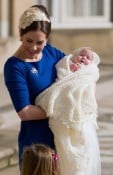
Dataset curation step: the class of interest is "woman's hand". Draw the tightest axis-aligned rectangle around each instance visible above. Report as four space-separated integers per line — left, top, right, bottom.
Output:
18 105 47 121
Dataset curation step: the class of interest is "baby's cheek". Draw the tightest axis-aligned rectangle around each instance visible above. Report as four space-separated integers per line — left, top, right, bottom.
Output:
72 56 81 63
85 59 92 65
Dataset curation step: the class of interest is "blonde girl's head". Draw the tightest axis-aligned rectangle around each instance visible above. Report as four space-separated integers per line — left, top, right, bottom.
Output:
21 144 58 175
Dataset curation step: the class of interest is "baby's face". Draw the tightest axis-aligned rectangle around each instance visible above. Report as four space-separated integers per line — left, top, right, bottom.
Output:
73 48 93 65
79 48 93 63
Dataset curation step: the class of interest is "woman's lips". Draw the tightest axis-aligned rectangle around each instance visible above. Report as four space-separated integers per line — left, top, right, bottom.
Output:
28 50 39 55
28 50 36 55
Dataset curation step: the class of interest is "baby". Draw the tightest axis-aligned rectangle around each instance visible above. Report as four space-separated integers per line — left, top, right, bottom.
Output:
55 47 97 81
70 47 93 72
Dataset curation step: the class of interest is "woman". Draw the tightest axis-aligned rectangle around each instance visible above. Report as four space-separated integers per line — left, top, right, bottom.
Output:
4 5 65 166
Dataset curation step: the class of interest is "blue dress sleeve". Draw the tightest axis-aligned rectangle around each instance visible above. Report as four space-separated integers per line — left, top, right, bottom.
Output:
4 59 30 112
44 44 66 63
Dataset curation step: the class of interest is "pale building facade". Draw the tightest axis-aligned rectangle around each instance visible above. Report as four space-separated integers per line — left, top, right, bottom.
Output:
0 0 113 74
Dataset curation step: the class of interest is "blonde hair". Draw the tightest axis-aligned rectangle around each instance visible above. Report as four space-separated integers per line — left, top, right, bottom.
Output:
21 144 58 175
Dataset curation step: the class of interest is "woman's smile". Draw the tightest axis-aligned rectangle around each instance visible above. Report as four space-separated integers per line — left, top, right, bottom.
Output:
28 49 38 55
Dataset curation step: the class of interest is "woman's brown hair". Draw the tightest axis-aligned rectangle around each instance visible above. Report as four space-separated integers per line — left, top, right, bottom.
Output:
19 5 51 38
21 144 58 175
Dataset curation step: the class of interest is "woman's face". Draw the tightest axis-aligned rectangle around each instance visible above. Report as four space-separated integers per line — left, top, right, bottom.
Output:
20 30 47 58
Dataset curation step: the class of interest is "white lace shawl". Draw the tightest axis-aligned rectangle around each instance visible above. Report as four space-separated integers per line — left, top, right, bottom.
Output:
35 53 100 127
35 52 100 174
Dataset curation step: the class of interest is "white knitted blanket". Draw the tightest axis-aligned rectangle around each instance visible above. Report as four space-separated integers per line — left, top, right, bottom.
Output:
35 59 99 125
35 54 100 175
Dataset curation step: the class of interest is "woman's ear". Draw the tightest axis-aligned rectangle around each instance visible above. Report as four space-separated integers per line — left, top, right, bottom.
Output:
44 39 48 46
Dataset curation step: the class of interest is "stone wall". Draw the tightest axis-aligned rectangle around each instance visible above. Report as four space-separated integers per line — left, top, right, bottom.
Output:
0 37 20 74
50 29 113 63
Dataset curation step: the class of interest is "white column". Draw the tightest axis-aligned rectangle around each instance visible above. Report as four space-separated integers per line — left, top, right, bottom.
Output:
0 0 9 38
35 0 48 7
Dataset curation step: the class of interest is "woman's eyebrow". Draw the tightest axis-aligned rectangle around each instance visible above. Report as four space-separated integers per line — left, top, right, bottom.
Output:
37 40 44 43
26 38 44 42
26 38 33 41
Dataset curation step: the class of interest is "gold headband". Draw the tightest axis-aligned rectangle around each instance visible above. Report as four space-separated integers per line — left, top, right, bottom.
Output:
19 7 50 29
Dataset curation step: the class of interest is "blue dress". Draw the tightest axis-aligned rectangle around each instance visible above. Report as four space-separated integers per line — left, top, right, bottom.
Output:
4 44 65 165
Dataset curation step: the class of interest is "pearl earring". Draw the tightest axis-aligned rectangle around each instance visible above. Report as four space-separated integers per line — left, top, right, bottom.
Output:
44 42 46 47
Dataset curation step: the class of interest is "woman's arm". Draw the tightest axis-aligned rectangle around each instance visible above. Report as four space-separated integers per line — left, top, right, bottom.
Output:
4 60 47 121
18 105 47 121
